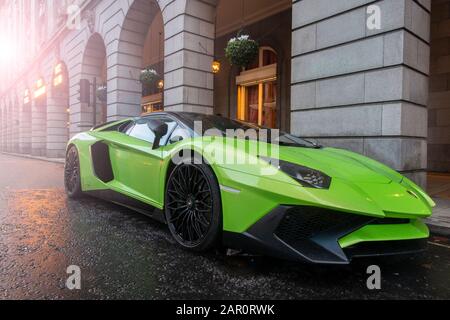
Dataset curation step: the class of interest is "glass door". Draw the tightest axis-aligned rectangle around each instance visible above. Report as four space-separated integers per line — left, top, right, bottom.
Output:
238 80 277 128
236 47 278 128
262 81 277 128
246 85 259 125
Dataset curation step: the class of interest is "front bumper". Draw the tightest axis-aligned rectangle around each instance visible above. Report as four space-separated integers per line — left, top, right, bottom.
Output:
223 206 429 264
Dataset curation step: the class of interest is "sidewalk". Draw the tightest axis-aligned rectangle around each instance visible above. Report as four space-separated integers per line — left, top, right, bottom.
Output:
426 173 450 235
0 152 64 164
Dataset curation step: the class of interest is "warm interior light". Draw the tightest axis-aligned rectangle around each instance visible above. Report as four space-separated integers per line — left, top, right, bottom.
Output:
54 63 62 74
158 79 164 89
53 63 64 87
34 87 46 98
212 60 221 74
54 74 63 87
34 78 46 98
23 89 30 104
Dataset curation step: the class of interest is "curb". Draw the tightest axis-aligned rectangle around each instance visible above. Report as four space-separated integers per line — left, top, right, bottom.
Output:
428 224 450 238
1 152 65 164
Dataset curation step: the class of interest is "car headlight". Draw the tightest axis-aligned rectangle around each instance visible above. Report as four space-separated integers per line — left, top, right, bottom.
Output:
260 157 331 189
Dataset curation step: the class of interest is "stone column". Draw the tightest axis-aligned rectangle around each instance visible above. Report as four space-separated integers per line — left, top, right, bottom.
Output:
105 46 143 121
47 89 69 158
6 102 13 153
162 0 215 114
31 96 47 156
0 102 5 152
19 100 32 154
11 98 20 153
291 0 431 187
67 35 96 137
69 79 95 137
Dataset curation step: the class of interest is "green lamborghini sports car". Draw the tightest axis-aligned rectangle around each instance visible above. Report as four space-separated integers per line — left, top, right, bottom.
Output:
64 112 435 264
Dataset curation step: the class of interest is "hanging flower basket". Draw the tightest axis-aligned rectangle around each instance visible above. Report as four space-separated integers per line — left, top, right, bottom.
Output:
140 68 159 86
225 34 259 69
96 85 107 102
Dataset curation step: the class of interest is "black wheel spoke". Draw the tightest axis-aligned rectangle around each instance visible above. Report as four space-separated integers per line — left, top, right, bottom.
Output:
65 148 80 194
195 211 210 228
171 208 189 225
196 199 211 209
172 178 186 197
191 219 203 239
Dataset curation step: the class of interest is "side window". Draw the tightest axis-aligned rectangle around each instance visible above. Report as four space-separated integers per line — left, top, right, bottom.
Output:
127 121 156 144
160 120 178 145
118 121 134 133
126 116 178 145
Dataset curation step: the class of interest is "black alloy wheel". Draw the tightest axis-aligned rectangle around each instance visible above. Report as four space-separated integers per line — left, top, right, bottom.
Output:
165 161 222 251
65 146 83 198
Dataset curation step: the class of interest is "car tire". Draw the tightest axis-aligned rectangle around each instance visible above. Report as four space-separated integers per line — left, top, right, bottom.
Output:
64 145 83 199
165 158 222 252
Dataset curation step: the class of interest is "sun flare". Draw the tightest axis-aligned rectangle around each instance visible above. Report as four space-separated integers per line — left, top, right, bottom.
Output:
0 34 17 66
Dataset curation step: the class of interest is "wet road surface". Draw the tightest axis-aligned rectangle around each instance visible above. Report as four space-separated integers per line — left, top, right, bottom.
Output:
0 153 449 300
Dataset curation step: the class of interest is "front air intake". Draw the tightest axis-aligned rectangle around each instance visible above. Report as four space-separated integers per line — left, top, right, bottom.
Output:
91 141 114 183
274 207 373 245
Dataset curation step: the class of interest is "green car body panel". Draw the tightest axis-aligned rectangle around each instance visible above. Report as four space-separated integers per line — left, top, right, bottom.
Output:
67 114 434 264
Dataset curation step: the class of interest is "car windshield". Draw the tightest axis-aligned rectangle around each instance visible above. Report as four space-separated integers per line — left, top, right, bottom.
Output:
178 113 320 148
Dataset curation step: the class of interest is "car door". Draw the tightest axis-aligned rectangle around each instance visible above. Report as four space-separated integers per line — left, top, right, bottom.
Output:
103 116 177 207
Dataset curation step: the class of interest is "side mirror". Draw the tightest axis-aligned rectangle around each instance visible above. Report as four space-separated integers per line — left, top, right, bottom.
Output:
169 135 184 144
147 119 168 149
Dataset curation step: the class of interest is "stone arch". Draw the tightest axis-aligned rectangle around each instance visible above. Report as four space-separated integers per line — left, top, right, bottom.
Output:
77 32 107 130
105 0 218 119
107 0 165 120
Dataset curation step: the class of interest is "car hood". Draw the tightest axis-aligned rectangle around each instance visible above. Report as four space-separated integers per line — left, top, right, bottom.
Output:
198 137 434 217
273 146 434 217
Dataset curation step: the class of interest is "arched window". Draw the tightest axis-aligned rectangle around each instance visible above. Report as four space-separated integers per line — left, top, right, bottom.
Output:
82 33 107 125
140 6 164 115
236 47 278 128
52 62 70 143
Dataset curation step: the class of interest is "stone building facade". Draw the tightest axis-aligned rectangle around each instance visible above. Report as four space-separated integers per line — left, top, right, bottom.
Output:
0 0 446 189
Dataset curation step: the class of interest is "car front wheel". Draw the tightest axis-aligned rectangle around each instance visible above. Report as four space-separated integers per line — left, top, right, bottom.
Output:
64 146 83 199
165 161 222 252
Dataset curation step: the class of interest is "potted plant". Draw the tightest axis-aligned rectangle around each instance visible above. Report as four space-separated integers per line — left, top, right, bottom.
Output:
96 84 107 102
225 34 259 70
140 68 159 86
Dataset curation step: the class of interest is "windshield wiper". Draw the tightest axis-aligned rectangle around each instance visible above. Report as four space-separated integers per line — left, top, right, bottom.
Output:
278 141 319 148
303 139 322 149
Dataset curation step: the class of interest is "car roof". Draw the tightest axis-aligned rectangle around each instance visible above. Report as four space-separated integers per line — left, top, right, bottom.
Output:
140 111 266 131
141 111 216 127
141 111 206 120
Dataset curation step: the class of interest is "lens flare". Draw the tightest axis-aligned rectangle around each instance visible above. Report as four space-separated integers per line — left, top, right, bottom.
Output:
0 34 17 66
